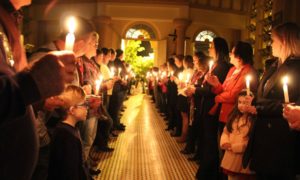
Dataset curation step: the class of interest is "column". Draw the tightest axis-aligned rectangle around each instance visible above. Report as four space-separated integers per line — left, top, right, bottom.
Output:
173 18 190 55
92 16 112 48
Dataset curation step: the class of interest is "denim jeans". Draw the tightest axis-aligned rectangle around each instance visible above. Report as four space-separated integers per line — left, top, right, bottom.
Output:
80 116 98 161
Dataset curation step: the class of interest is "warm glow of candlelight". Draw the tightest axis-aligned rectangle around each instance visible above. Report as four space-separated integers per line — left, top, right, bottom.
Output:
186 73 190 84
95 75 103 95
246 75 251 95
178 73 183 81
65 16 76 51
209 60 214 73
282 76 289 103
110 67 115 77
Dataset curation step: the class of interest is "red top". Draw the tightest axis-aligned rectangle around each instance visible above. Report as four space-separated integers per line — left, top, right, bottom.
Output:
209 64 257 123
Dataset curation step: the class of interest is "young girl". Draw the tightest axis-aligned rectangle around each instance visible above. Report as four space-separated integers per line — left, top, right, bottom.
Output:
48 85 89 180
220 90 256 180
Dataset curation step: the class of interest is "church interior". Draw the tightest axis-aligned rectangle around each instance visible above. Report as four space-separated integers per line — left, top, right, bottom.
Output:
2 0 300 180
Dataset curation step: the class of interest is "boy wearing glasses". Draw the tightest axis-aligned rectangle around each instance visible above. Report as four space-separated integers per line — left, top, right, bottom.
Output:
48 85 89 180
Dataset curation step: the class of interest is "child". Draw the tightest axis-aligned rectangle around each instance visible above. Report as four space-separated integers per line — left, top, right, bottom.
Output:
220 90 256 180
48 85 89 180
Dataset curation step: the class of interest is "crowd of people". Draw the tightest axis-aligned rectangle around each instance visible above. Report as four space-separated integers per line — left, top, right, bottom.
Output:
1 1 134 180
147 24 300 179
2 1 300 180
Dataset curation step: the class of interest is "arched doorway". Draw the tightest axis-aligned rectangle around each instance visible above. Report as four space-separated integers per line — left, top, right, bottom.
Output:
122 23 161 77
194 30 217 54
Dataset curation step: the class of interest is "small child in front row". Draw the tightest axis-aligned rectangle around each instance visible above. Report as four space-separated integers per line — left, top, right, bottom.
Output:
48 85 89 180
220 90 256 180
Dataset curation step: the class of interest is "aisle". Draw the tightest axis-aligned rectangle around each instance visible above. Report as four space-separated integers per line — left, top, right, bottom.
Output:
91 94 198 180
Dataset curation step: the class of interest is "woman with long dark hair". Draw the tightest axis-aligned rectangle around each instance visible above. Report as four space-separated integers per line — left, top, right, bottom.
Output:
186 37 231 179
246 22 300 179
205 41 258 179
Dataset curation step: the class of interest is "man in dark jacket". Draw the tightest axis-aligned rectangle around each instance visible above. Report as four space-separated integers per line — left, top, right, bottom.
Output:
0 1 76 179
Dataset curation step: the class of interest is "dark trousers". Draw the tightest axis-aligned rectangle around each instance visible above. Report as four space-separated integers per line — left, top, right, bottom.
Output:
31 145 50 180
196 114 219 180
94 118 113 148
185 116 200 152
108 91 122 128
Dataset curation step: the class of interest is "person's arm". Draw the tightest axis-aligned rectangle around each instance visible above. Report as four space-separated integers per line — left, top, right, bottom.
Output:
0 69 41 122
220 127 231 150
1 52 76 124
230 125 251 153
220 127 230 147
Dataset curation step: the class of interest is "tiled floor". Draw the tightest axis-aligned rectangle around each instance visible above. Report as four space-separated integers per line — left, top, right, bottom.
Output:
91 94 198 180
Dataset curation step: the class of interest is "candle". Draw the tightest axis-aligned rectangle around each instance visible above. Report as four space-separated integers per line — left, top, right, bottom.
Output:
171 71 174 76
65 16 76 51
245 75 251 96
95 75 103 95
178 73 183 82
125 75 128 81
209 60 214 73
282 76 290 103
186 73 190 85
110 67 115 77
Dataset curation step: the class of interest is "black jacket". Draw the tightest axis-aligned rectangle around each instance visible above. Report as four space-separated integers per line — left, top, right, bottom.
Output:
48 122 87 180
0 5 40 180
195 60 231 118
250 57 300 176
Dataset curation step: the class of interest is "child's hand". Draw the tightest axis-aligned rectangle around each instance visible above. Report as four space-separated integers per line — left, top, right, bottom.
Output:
245 105 257 115
244 95 254 106
221 143 232 151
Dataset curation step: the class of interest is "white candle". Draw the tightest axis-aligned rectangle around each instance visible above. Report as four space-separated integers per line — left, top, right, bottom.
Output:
245 75 251 96
209 60 214 73
178 73 183 82
125 75 128 81
171 71 174 76
65 16 76 51
110 67 115 77
95 75 103 95
186 73 190 85
282 76 290 103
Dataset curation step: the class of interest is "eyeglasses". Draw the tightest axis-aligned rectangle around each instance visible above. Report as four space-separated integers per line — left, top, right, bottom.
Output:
75 103 88 108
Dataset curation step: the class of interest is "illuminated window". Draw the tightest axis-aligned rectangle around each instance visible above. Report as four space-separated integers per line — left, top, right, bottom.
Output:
125 24 156 39
195 30 217 42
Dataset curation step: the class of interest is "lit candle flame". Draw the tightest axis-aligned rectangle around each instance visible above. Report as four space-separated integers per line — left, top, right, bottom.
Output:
245 75 251 96
178 73 183 81
186 73 190 84
282 76 289 103
110 67 115 77
65 16 76 51
95 75 103 95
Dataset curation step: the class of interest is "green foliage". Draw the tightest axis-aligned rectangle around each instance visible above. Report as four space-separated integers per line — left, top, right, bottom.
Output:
124 40 154 77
